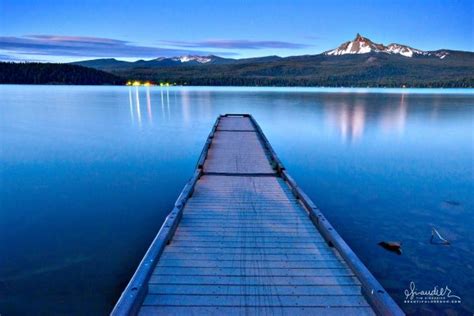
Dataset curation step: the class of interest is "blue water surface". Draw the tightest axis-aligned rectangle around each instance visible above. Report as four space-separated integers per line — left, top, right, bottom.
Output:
0 85 473 315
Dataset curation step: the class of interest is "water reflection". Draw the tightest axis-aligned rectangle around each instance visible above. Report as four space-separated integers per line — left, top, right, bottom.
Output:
158 87 172 119
323 94 409 143
146 86 153 122
325 102 366 142
128 87 134 123
128 86 160 125
127 87 413 138
181 89 191 125
166 87 170 118
160 88 165 118
125 88 452 146
135 86 141 126
380 93 407 135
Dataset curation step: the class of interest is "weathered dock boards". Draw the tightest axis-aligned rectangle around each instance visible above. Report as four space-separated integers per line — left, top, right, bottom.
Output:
112 114 403 316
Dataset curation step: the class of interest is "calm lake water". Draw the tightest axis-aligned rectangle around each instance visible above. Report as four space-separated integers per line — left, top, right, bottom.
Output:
1 85 473 315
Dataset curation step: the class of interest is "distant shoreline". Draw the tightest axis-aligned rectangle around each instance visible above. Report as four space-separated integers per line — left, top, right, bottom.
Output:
2 81 473 89
2 84 473 94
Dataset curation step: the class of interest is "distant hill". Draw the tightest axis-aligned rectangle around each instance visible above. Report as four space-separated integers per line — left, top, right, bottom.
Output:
71 55 236 71
0 62 124 85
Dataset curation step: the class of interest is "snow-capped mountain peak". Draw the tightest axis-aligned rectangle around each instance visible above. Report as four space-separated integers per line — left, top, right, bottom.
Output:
325 34 449 59
325 33 385 56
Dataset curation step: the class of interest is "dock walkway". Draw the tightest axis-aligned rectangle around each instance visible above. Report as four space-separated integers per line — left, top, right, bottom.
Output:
112 114 403 316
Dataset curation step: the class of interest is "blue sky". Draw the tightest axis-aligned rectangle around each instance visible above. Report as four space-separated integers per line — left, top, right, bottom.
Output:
0 0 472 62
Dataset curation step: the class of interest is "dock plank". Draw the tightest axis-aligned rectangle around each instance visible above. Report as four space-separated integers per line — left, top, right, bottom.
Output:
142 294 370 307
148 275 361 286
139 306 376 316
216 116 255 131
159 253 340 261
152 267 354 278
203 132 275 174
156 260 347 269
147 284 363 296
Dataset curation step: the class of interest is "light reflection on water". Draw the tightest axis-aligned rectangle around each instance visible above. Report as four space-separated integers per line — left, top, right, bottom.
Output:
127 87 425 143
0 85 473 315
146 87 152 123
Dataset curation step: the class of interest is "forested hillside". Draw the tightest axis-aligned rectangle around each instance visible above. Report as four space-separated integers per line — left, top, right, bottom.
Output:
0 62 124 85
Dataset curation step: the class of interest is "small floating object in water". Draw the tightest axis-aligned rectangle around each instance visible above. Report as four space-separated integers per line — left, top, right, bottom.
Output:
378 241 402 255
431 227 450 245
444 200 461 206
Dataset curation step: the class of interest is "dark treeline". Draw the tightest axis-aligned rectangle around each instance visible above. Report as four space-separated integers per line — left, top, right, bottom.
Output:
124 75 474 88
0 62 124 85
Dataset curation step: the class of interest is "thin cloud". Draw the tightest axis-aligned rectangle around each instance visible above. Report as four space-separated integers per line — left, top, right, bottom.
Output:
304 35 323 41
161 39 311 49
0 35 231 59
28 35 128 45
0 53 25 61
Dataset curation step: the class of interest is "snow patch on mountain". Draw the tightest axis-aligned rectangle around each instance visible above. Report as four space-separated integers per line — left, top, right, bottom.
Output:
171 55 213 63
386 44 416 57
154 55 214 63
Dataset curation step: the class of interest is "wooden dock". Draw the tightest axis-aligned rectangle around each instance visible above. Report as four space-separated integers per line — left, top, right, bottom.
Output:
112 114 403 316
